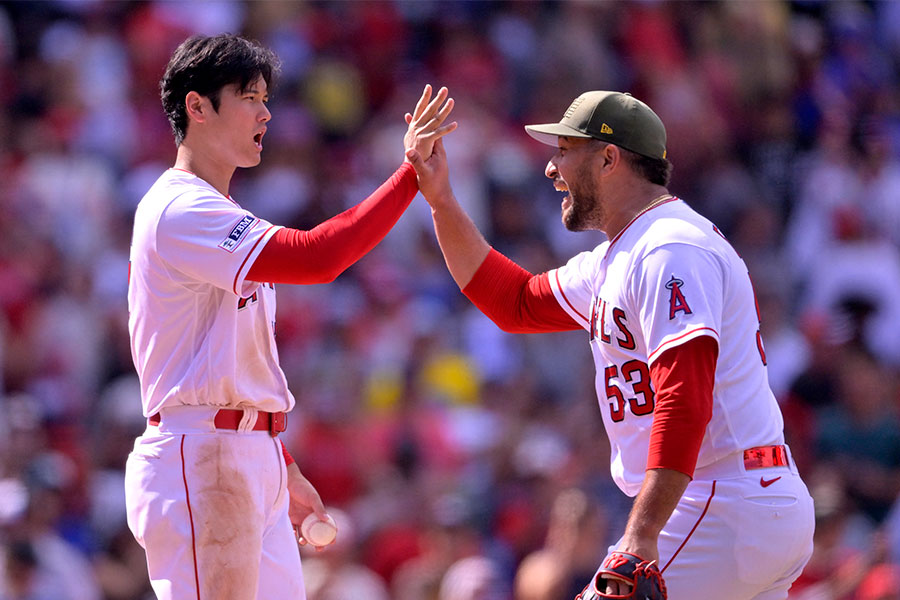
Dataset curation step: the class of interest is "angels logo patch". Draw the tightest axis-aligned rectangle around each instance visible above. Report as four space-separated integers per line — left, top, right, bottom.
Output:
665 275 692 319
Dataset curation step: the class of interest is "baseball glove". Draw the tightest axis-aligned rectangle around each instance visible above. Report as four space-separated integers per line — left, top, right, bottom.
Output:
575 551 667 600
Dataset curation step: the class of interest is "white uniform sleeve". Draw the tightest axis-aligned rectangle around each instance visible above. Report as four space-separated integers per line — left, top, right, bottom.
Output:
157 194 281 296
548 247 601 331
631 243 724 364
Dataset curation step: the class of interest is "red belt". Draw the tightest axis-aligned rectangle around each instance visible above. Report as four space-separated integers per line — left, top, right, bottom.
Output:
149 409 287 436
743 445 789 470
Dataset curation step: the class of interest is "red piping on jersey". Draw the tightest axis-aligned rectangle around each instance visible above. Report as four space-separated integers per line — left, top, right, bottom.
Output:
181 436 201 599
608 197 679 249
661 480 716 574
554 269 589 324
648 327 718 362
233 225 276 295
170 167 196 175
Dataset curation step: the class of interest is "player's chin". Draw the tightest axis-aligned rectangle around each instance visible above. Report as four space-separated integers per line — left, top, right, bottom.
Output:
240 153 263 168
563 211 588 232
561 206 577 229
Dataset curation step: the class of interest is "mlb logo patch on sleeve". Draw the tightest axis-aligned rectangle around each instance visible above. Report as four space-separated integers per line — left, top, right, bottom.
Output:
219 215 257 252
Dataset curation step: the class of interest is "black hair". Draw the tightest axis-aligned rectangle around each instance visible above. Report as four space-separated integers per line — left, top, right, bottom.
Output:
160 34 281 145
620 147 673 186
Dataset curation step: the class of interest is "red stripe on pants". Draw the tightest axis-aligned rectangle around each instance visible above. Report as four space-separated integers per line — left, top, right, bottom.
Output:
662 480 717 574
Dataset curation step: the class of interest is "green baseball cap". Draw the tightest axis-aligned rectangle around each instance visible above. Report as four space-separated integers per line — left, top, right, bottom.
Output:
525 91 667 160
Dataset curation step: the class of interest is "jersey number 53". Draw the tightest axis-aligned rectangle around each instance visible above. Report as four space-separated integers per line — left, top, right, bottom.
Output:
604 360 654 422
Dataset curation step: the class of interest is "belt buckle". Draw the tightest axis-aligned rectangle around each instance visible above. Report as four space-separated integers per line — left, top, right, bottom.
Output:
269 412 286 436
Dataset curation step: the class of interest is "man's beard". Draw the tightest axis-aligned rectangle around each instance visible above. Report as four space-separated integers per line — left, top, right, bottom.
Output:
562 163 603 232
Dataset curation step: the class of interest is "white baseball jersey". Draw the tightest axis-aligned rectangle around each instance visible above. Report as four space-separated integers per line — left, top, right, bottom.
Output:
548 198 784 496
128 168 291 417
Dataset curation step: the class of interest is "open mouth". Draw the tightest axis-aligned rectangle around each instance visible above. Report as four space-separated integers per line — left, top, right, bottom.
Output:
554 180 571 206
253 130 265 150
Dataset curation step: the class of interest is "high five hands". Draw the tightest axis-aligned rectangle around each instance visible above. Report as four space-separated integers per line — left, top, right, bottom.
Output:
404 84 457 163
404 85 456 203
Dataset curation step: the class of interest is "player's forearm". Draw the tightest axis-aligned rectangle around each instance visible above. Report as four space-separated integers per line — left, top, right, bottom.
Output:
310 162 419 277
620 468 690 561
462 249 581 333
429 192 491 289
247 163 417 284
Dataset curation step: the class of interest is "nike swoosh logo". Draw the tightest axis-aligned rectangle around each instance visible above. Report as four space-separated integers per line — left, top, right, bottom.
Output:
760 476 782 487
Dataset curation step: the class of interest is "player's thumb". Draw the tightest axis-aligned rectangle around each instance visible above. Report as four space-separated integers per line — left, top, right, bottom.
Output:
307 495 328 520
405 148 423 168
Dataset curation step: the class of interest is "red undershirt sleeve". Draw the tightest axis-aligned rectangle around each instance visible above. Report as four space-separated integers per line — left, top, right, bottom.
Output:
646 335 717 477
247 163 417 285
281 439 295 466
461 248 581 333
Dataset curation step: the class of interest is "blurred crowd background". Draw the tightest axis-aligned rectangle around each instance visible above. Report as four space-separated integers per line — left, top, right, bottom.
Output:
0 1 899 599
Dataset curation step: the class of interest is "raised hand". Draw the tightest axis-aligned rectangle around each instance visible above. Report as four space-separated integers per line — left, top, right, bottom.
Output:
405 137 453 207
404 84 457 163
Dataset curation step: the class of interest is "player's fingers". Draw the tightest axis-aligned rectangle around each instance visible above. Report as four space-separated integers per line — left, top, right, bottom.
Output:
306 493 327 519
412 84 432 121
294 526 308 546
423 121 458 141
602 579 631 595
435 96 455 123
417 97 455 133
405 112 413 125
423 137 449 162
416 124 458 149
601 578 614 594
417 86 449 123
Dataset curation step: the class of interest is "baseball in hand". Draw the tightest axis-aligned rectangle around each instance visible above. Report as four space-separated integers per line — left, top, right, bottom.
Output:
300 513 337 547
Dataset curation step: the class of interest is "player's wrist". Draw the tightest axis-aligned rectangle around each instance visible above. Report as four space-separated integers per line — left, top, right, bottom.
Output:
618 532 660 561
423 188 456 210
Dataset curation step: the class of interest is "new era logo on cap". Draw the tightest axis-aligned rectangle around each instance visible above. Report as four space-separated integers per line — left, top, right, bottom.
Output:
524 91 667 160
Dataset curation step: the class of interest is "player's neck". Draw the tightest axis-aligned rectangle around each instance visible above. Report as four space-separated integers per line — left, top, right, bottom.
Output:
602 183 670 239
174 143 235 198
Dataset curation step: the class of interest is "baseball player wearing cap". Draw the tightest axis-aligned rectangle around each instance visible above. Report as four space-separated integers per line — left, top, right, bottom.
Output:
125 34 455 600
405 91 814 599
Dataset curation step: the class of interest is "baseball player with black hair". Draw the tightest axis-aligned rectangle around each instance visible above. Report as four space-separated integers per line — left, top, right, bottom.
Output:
125 34 455 600
405 91 815 599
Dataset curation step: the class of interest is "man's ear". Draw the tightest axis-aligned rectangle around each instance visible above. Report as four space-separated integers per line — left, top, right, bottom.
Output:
596 142 621 177
185 91 208 124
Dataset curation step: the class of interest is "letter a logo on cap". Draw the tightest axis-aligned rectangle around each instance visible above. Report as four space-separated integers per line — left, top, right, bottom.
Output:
600 123 613 134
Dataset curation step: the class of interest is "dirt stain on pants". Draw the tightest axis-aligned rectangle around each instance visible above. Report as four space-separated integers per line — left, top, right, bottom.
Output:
190 436 263 600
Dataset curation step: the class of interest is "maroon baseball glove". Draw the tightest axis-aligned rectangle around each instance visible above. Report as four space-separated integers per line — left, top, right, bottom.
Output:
575 551 667 600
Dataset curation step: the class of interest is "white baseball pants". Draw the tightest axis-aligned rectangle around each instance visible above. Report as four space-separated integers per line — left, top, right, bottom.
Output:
125 406 305 600
609 448 815 600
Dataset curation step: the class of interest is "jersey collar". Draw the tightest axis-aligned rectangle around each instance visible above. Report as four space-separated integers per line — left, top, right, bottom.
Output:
167 168 238 204
607 197 679 249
